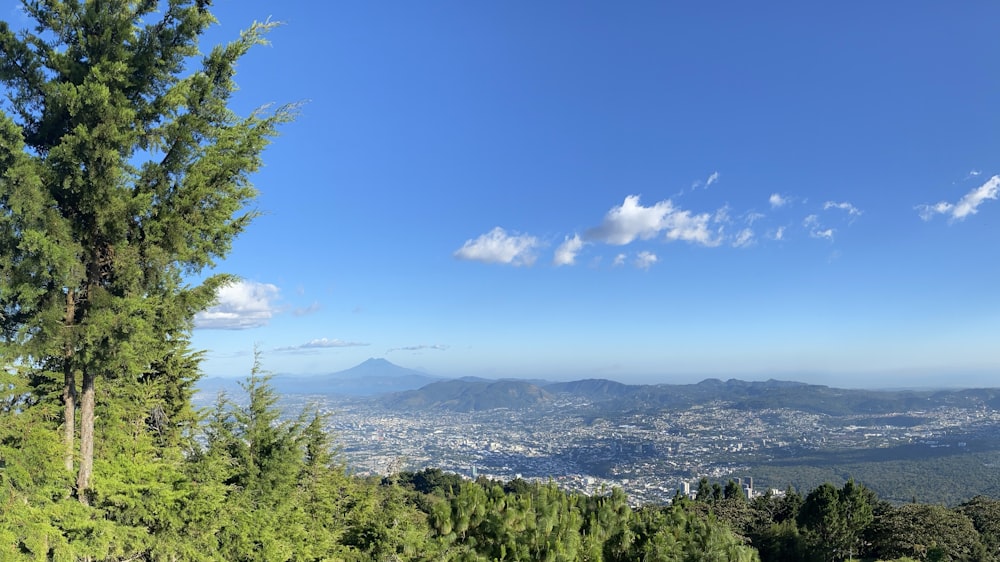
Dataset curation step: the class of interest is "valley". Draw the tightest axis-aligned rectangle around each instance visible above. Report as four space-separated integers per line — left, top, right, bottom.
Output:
199 360 1000 506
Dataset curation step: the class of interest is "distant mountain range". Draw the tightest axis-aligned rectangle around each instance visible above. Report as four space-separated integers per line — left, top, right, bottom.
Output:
383 378 552 411
197 358 1000 416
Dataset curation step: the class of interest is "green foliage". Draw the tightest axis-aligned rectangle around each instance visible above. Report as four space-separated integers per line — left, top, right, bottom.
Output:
796 480 874 562
956 496 1000 560
397 467 466 496
396 476 759 562
753 519 807 562
870 503 986 562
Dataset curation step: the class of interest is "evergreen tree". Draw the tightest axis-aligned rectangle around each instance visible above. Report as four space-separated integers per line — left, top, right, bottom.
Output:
697 476 712 502
207 353 311 561
797 482 847 562
838 479 874 560
786 480 875 562
724 479 744 500
0 0 292 500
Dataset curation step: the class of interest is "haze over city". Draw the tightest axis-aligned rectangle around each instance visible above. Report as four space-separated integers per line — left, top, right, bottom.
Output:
174 1 1000 388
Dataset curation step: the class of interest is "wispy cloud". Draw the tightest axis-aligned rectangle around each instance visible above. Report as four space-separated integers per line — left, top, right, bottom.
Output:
386 344 449 354
585 195 719 247
613 253 626 267
917 175 1000 222
292 301 321 316
732 228 755 248
454 227 539 266
275 338 370 352
803 215 834 240
823 201 862 216
769 193 787 208
915 202 952 221
771 226 786 241
690 171 719 190
553 234 585 266
634 251 658 270
195 280 280 330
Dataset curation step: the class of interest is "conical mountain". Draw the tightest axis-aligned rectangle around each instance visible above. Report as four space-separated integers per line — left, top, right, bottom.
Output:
274 358 440 396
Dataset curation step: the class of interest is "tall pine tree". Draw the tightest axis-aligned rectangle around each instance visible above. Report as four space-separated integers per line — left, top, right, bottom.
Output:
0 0 292 501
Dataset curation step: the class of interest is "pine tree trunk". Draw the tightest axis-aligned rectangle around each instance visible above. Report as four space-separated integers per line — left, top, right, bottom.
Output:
62 368 75 473
76 369 95 503
62 289 76 474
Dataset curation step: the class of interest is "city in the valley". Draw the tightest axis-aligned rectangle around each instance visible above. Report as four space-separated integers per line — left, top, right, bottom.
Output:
198 363 1000 506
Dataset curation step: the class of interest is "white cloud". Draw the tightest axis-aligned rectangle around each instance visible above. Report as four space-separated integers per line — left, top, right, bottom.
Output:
917 175 1000 222
713 205 731 224
969 170 982 178
803 215 834 240
665 211 718 245
634 251 658 270
553 234 585 266
387 344 449 354
916 201 954 221
744 211 765 225
454 227 539 266
195 280 280 330
772 226 785 241
613 253 626 267
732 228 755 248
586 195 719 247
769 193 787 208
823 201 862 216
690 171 720 191
303 338 367 348
275 338 370 352
586 196 671 244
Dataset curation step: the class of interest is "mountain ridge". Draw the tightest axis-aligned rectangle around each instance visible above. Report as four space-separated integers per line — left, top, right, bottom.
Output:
196 359 1000 416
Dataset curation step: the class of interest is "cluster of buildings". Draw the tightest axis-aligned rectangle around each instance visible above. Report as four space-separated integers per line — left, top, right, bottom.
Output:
253 391 1000 505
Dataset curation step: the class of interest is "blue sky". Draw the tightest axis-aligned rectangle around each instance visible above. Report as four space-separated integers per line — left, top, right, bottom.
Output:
178 1 1000 388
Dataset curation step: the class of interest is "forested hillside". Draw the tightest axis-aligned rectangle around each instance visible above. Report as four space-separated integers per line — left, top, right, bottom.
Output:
7 354 1000 561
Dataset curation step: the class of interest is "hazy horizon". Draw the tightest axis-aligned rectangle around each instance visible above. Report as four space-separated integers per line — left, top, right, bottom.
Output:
201 356 998 391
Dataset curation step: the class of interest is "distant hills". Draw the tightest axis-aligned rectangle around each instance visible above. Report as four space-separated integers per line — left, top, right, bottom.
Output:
197 359 1000 416
383 379 552 411
543 377 1000 416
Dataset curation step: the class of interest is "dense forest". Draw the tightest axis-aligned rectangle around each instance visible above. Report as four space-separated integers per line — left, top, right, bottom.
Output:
4 356 1000 561
1 2 998 560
